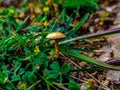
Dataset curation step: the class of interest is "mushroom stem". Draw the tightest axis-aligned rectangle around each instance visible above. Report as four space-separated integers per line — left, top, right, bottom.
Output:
46 32 66 59
55 39 59 59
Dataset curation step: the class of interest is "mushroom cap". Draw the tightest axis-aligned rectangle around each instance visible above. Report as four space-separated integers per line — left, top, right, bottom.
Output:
46 32 66 39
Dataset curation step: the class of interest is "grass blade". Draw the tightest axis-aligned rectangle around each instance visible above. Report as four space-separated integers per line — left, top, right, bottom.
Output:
61 50 120 71
60 27 120 44
60 46 93 52
16 16 29 32
66 13 89 37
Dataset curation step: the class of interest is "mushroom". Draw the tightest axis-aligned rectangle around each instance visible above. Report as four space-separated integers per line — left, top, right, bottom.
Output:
46 32 66 59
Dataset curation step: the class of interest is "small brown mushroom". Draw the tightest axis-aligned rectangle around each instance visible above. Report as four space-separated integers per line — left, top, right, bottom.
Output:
46 32 66 59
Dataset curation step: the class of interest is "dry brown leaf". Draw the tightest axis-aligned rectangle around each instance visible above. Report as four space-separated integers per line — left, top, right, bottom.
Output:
106 69 120 84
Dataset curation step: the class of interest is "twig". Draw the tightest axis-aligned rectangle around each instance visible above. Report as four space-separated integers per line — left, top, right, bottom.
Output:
47 84 51 90
71 75 110 90
60 53 110 90
60 53 80 68
53 82 68 90
27 79 41 90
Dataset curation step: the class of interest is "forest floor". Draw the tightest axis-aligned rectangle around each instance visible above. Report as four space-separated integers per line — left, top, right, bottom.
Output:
1 0 120 90
78 0 120 90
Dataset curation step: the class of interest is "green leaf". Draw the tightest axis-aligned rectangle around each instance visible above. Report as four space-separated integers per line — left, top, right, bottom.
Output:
5 82 15 90
66 13 89 37
0 19 4 24
49 70 59 79
61 50 120 70
44 69 59 79
60 46 93 52
63 0 99 10
50 61 60 71
18 68 25 75
17 82 27 90
27 72 37 83
61 64 71 74
11 75 20 82
68 81 80 90
2 65 7 70
0 36 12 44
0 73 7 84
22 72 37 84
0 39 5 44
12 31 26 45
22 73 29 82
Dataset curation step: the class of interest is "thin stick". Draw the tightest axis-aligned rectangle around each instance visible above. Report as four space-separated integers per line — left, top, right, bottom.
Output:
53 82 68 90
27 80 41 90
60 53 110 89
47 84 51 90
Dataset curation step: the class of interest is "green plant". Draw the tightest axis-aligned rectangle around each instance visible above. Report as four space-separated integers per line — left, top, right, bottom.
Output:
44 61 70 81
54 0 99 13
62 0 99 11
0 1 120 90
